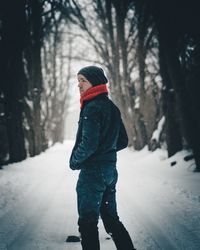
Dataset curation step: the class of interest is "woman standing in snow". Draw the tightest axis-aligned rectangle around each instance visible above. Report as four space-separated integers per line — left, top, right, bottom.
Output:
69 66 136 250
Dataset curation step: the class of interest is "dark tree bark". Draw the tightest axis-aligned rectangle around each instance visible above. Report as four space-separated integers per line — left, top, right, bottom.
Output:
154 0 200 169
183 37 200 171
159 37 182 157
1 0 27 162
24 0 46 156
135 0 200 170
0 0 72 164
134 2 151 148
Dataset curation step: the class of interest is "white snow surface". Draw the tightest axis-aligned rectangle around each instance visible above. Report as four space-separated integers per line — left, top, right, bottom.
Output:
0 141 200 250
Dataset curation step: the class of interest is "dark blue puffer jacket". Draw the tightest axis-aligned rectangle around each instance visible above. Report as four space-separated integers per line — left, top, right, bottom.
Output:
69 93 128 170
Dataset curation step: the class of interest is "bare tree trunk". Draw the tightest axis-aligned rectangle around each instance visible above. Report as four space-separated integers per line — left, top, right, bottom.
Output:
184 39 200 171
159 35 182 157
110 0 137 147
1 0 27 162
25 0 45 156
166 41 200 169
41 21 71 145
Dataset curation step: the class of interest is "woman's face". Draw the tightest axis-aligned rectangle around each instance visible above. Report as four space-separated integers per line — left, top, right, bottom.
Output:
77 74 93 95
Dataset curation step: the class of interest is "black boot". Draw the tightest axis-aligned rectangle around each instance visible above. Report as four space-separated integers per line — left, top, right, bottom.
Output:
79 222 100 250
109 221 136 250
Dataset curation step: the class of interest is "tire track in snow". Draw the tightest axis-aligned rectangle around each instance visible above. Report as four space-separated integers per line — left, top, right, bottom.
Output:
118 172 200 250
0 175 50 249
118 196 176 250
138 174 200 250
124 196 200 250
6 174 78 250
0 172 66 249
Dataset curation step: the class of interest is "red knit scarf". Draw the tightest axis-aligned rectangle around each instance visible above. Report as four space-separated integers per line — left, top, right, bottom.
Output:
80 84 108 109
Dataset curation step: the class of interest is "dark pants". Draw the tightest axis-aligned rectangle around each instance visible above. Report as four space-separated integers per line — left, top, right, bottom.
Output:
76 165 135 250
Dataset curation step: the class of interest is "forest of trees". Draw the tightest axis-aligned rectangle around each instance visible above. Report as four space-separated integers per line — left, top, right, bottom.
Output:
0 0 200 172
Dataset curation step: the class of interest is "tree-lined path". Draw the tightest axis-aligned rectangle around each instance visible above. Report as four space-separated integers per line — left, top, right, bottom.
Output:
1 1 200 249
1 0 200 171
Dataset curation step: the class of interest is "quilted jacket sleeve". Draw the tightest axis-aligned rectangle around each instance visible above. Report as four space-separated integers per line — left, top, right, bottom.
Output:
116 118 128 151
69 105 101 170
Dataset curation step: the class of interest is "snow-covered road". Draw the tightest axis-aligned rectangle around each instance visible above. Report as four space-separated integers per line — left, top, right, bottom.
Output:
0 141 200 250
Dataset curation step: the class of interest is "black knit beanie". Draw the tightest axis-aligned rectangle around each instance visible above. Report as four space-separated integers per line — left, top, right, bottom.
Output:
77 66 108 86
